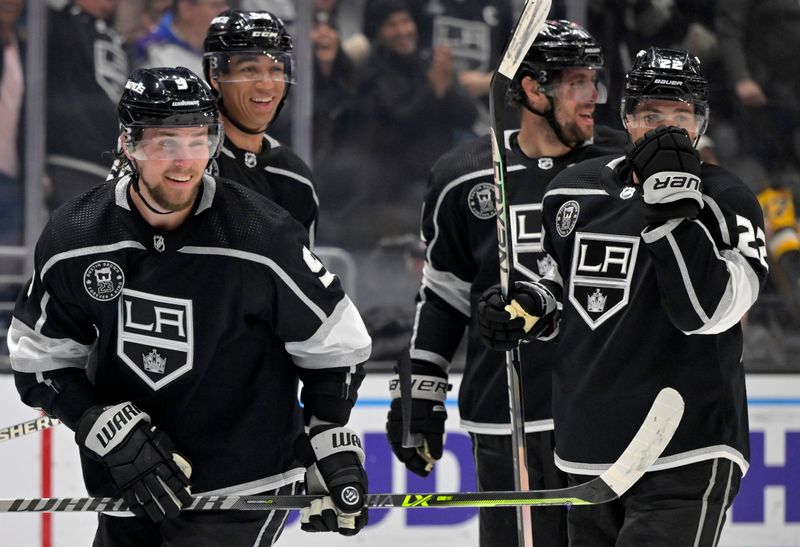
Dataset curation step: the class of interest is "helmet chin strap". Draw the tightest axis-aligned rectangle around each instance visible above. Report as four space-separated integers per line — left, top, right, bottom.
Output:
127 159 174 216
521 95 583 150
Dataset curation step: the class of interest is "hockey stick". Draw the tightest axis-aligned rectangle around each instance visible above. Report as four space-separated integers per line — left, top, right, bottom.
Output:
0 387 684 513
0 416 60 443
489 1 551 545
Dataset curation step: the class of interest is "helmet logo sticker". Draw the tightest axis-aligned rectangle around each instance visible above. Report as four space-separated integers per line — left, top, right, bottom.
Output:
124 80 145 94
538 157 554 170
154 235 165 253
84 260 125 301
468 182 497 219
555 200 580 237
244 152 257 168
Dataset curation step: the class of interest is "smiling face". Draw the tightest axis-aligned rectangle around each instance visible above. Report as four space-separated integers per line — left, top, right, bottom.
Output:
125 126 212 213
550 67 601 145
211 53 289 133
377 11 417 56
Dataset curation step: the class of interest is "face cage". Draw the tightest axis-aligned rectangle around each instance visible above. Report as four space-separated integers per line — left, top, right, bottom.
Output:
205 50 296 85
620 96 709 139
538 67 608 105
123 122 224 162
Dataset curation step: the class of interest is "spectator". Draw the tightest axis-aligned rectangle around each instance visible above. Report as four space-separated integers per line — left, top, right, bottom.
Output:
132 0 229 75
407 0 514 133
345 0 477 248
0 0 24 245
44 0 128 211
716 0 800 178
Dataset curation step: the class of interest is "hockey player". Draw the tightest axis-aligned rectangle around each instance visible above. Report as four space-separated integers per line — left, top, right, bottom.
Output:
7 67 370 546
202 9 319 244
478 47 768 546
385 21 624 547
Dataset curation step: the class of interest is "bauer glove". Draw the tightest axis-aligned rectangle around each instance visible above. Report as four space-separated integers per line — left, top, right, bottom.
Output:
299 423 368 535
478 281 557 351
76 402 192 523
386 362 449 477
630 125 703 224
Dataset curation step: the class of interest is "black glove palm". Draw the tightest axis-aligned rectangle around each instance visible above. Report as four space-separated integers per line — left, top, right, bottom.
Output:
478 282 555 351
76 402 192 523
630 125 703 224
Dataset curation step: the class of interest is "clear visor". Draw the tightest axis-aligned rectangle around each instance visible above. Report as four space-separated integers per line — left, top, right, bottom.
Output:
125 123 224 161
206 50 296 84
622 97 709 136
541 68 608 104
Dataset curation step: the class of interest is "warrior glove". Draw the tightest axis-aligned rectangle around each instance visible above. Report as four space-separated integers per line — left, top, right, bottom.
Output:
300 424 368 535
478 281 557 351
76 402 192 523
630 125 703 224
386 364 449 477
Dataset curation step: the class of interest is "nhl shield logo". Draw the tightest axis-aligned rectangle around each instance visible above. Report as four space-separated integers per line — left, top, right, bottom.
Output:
468 182 497 219
620 186 636 200
84 260 125 301
117 288 193 390
569 233 639 330
153 235 165 253
244 152 257 168
538 157 554 170
555 200 580 237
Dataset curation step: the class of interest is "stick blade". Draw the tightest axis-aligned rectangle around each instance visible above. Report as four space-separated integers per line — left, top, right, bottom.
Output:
599 387 685 496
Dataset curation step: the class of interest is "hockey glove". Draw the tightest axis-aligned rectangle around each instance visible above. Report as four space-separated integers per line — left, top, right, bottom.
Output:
630 125 703 224
386 364 449 477
300 424 368 535
478 281 557 351
76 402 192 523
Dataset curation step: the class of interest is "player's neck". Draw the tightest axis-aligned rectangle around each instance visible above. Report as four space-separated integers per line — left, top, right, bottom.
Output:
222 114 265 154
517 116 571 159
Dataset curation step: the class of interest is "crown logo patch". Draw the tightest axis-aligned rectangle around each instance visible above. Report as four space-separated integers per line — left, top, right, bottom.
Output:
587 288 608 313
142 349 167 374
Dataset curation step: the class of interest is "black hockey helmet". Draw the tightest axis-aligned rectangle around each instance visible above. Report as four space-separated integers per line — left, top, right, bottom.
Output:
621 47 709 136
202 9 294 133
509 19 605 104
118 66 222 161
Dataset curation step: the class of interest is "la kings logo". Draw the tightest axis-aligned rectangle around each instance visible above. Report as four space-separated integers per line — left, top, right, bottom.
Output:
569 233 639 330
117 288 194 390
509 203 547 281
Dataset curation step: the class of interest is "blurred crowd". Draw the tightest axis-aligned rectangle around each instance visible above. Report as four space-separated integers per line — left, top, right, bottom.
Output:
1 0 799 369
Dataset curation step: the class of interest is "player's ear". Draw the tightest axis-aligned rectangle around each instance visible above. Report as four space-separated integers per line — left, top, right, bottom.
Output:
521 75 547 109
119 134 134 162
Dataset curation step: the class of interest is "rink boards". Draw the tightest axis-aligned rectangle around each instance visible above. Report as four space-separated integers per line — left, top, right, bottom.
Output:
0 373 797 546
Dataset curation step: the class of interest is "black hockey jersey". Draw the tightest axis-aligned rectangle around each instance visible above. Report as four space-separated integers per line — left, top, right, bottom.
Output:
209 134 319 245
412 129 624 433
46 5 127 171
538 156 768 475
8 175 370 496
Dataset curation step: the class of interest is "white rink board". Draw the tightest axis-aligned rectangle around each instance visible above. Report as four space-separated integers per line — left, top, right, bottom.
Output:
0 374 798 546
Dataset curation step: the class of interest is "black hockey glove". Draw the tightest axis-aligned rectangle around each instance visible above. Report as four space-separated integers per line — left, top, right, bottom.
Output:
299 424 368 535
76 402 192 523
386 364 450 477
478 281 557 351
629 125 703 224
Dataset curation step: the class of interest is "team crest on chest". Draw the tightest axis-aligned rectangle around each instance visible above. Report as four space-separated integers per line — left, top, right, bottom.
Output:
244 152 257 168
468 182 497 219
538 157 554 170
117 288 194 390
84 260 125 301
510 203 544 281
555 200 580 237
569 233 639 330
